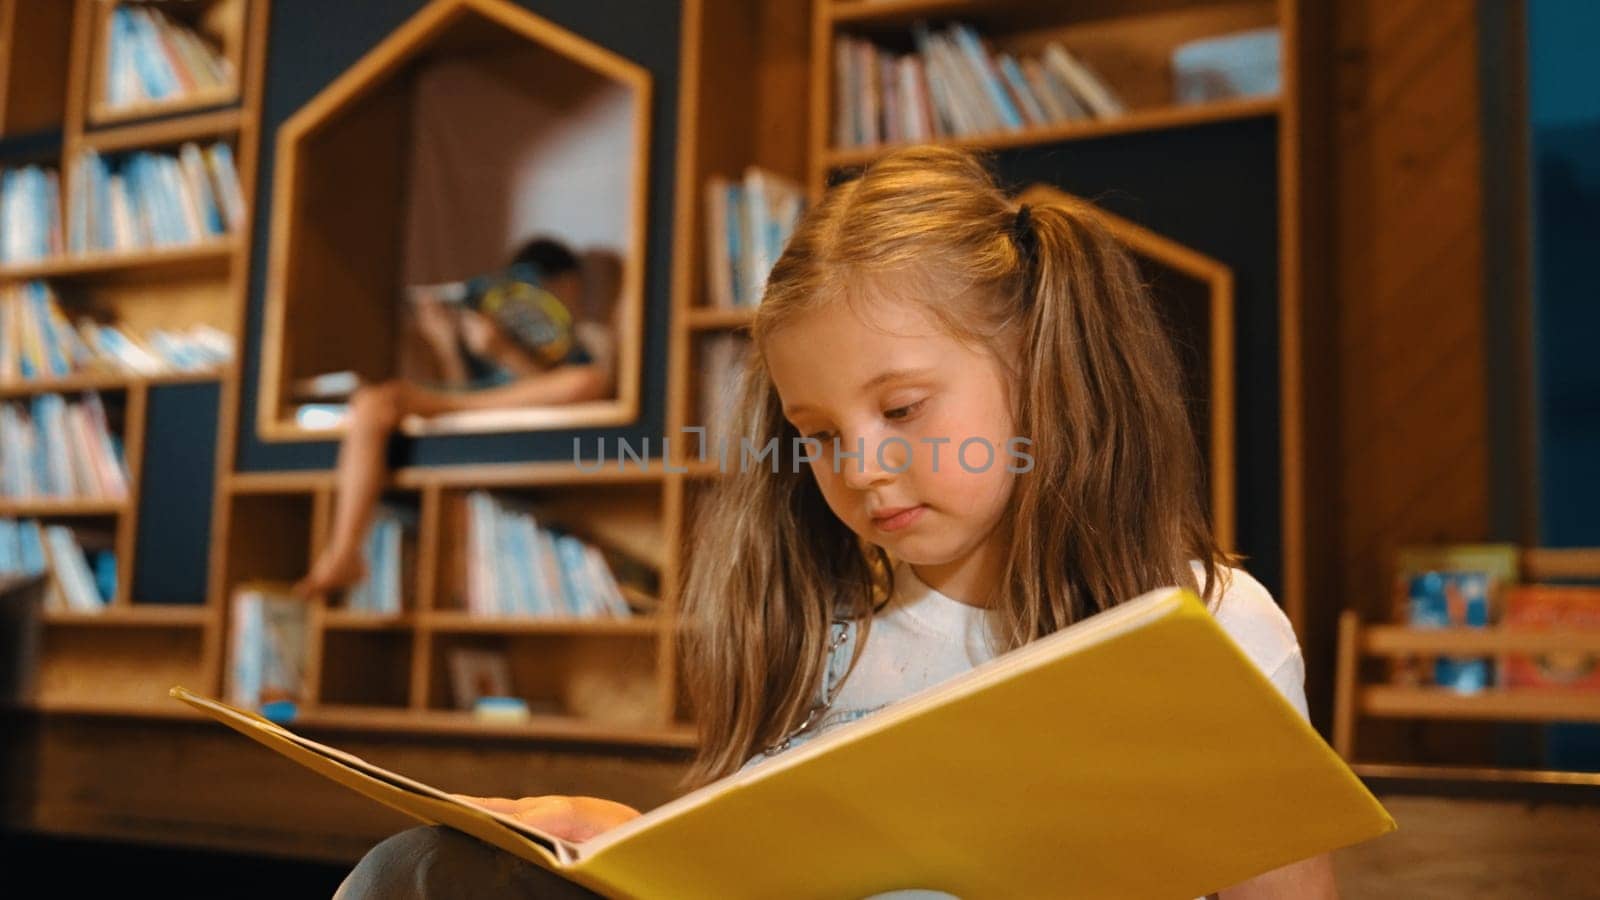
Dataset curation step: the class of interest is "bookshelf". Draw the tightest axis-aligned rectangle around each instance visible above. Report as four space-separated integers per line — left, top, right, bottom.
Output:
209 464 689 744
1333 547 1600 787
0 0 262 717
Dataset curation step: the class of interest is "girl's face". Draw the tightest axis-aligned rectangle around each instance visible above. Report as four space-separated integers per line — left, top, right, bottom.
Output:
764 295 1021 606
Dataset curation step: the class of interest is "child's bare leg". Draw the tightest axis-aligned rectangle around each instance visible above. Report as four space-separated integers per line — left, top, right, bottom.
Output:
295 380 465 597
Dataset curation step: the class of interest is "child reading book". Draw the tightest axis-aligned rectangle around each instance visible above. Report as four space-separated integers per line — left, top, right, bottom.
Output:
335 148 1336 898
295 237 616 598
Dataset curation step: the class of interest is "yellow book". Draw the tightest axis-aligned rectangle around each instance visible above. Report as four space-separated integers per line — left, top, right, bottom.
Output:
170 586 1394 899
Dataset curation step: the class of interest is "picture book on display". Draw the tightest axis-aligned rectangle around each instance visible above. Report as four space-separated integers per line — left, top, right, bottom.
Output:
173 585 1394 899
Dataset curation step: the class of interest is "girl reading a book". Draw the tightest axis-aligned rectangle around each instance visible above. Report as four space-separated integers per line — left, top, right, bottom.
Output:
295 237 617 598
336 148 1336 899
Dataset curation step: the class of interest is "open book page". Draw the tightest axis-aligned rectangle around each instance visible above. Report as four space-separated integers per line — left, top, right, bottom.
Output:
578 585 1186 859
168 687 585 866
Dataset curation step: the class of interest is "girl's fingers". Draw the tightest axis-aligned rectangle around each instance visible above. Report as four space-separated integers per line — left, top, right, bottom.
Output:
452 794 520 815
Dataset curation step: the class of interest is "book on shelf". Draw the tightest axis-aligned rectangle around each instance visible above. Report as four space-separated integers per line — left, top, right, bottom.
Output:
0 391 129 501
0 280 233 381
462 490 637 620
835 22 1124 149
228 583 310 719
171 584 1393 897
0 518 113 612
68 141 243 255
1500 585 1600 691
290 369 360 402
103 3 236 111
1390 543 1519 692
703 167 805 309
1172 27 1283 105
343 503 413 615
0 165 65 265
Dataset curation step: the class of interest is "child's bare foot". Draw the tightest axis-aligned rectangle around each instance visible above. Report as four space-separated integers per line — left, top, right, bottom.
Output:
293 547 367 598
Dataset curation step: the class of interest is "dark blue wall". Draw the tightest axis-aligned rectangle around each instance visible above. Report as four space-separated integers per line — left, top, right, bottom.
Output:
1526 0 1600 770
1529 0 1600 548
988 118 1282 598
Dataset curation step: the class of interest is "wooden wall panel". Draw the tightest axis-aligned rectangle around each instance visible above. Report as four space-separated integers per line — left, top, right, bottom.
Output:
1330 0 1491 626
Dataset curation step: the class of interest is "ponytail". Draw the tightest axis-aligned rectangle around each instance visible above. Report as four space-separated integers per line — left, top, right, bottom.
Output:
1004 195 1227 631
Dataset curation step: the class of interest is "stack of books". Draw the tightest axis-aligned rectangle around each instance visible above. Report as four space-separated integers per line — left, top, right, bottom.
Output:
103 3 235 110
0 280 233 381
0 165 64 265
68 142 245 254
0 517 115 612
703 166 805 308
462 490 636 619
0 391 129 501
835 22 1125 148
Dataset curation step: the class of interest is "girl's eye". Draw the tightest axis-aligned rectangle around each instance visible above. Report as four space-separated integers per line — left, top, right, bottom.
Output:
885 400 924 421
807 430 834 443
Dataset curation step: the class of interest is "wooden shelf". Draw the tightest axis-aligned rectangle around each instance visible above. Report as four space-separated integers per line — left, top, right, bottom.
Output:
1363 624 1600 655
1361 686 1600 725
0 497 124 517
425 611 660 636
43 604 209 627
826 0 1260 31
79 106 243 153
823 95 1280 169
1351 762 1600 789
0 238 237 283
88 86 239 128
18 697 698 749
226 469 334 494
687 305 756 331
22 695 206 720
295 704 698 749
0 368 224 399
829 0 1028 26
322 609 414 631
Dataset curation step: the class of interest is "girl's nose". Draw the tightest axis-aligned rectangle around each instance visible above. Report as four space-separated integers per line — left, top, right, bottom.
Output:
837 430 909 490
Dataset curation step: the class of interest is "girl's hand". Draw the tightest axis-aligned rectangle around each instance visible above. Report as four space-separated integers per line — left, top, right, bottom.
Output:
452 794 642 842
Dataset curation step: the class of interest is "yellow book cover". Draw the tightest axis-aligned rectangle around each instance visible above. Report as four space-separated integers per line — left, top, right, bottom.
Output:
170 586 1395 899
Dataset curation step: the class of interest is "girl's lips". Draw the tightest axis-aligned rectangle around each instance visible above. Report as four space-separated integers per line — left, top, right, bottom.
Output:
872 505 926 532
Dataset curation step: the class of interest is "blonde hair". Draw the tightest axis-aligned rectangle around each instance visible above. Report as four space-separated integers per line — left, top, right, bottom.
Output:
677 146 1234 786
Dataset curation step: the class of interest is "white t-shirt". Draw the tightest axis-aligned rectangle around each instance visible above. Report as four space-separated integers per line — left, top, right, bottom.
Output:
816 557 1309 743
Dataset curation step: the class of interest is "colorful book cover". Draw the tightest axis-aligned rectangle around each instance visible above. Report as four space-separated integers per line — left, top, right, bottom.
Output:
1406 571 1492 692
1500 585 1600 690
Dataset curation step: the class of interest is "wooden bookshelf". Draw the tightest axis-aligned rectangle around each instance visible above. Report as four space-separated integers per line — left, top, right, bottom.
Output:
1333 548 1600 785
0 0 265 717
209 460 673 741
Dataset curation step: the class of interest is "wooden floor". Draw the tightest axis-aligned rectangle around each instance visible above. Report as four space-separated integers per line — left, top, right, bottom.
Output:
1336 794 1600 899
